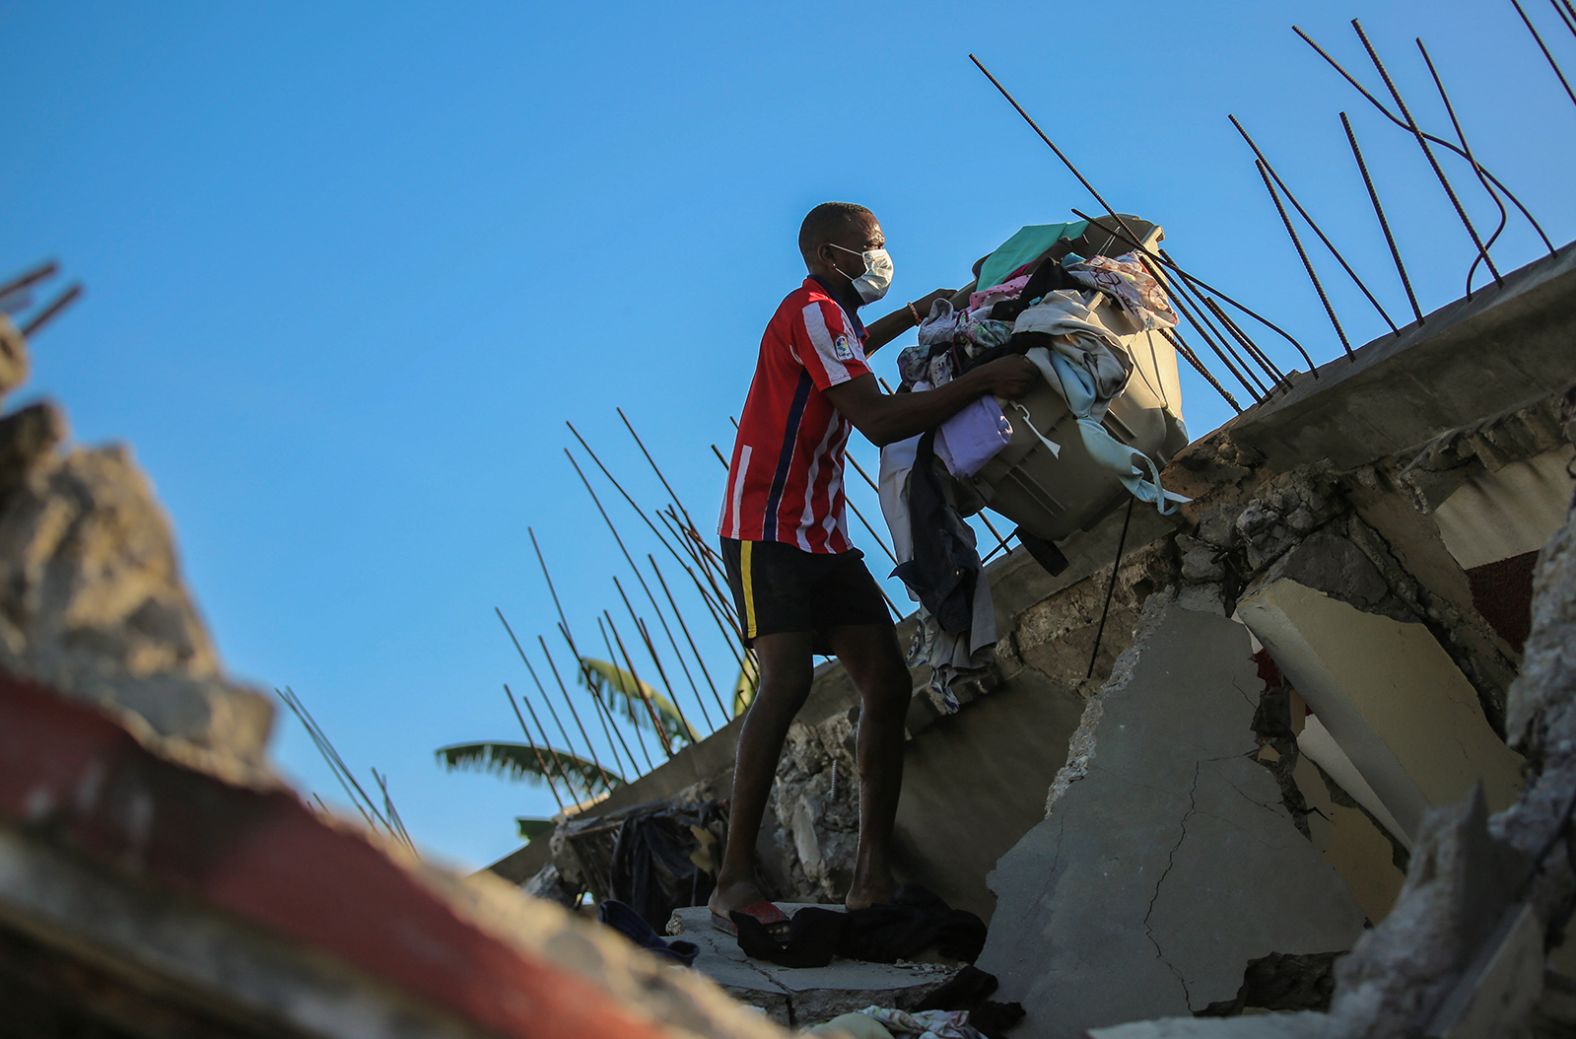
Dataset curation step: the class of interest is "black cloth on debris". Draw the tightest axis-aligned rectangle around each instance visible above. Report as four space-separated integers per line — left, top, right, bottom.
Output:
597 899 700 967
916 965 1026 1039
893 433 982 636
732 885 987 969
609 802 722 931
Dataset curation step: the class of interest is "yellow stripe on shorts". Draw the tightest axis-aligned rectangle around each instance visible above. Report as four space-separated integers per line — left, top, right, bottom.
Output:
740 540 758 638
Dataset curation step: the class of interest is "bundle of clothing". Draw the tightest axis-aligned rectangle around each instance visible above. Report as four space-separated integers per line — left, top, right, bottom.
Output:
879 222 1185 710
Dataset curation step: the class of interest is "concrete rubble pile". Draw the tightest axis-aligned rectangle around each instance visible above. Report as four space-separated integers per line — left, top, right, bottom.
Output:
513 245 1576 1037
0 314 794 1039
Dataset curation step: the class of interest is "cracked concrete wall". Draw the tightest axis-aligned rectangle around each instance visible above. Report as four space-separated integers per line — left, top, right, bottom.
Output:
976 593 1365 1037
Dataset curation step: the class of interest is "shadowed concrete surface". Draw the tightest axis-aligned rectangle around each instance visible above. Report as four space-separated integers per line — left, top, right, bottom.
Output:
977 596 1365 1036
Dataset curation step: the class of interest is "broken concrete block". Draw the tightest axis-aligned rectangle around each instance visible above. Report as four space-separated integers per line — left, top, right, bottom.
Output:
1237 575 1524 841
666 905 955 1027
976 594 1365 1037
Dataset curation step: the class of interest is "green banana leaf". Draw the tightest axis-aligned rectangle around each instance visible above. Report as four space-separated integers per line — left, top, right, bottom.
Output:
434 741 620 797
577 657 695 746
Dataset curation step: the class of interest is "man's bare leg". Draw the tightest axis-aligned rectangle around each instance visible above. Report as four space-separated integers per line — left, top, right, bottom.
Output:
827 622 911 911
708 629 816 918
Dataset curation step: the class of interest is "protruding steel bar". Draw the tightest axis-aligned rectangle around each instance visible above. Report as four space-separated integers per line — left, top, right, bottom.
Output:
541 635 628 780
501 608 613 793
19 283 83 338
711 444 729 470
558 622 643 777
617 407 704 542
511 681 586 801
1086 499 1137 679
1339 112 1424 326
1415 38 1511 299
1200 292 1290 387
1554 0 1576 37
1161 326 1259 407
502 683 567 810
637 614 702 739
1255 159 1354 358
1228 115 1398 333
595 617 657 772
1351 20 1502 289
1153 258 1273 397
1511 0 1576 108
0 291 30 316
1166 329 1244 413
1160 287 1265 402
656 512 738 634
566 420 726 588
604 611 675 758
968 52 1311 374
649 554 731 721
0 260 58 303
614 574 705 737
1074 210 1318 374
1293 25 1555 257
1207 297 1294 391
661 505 734 608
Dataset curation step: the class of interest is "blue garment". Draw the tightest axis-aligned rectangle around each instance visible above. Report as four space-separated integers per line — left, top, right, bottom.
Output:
597 899 700 967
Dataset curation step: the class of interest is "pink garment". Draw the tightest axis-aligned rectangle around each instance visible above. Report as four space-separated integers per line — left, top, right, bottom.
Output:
967 274 1030 313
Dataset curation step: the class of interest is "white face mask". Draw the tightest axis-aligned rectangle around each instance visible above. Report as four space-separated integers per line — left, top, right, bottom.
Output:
829 243 894 304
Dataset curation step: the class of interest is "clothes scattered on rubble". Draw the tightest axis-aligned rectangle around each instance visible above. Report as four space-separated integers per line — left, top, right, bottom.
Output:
857 1007 985 1039
914 965 1026 1039
806 1012 897 1038
595 899 700 967
608 801 725 930
729 885 987 969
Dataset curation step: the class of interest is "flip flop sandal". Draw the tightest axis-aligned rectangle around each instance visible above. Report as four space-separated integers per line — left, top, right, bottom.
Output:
710 900 791 939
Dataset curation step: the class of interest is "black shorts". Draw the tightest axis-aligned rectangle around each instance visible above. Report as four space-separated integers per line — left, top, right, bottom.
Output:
720 538 892 651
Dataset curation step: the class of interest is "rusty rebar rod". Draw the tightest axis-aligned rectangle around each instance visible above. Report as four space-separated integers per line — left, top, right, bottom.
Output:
1229 115 1398 334
1293 25 1555 257
511 681 586 801
1415 39 1512 299
968 52 1311 375
1160 291 1265 402
1352 21 1502 289
502 608 614 793
1256 160 1354 358
19 283 83 338
0 260 58 303
1554 0 1576 38
614 574 706 737
502 683 567 810
617 407 705 542
1512 0 1576 108
1166 329 1243 414
649 554 731 722
1339 112 1424 326
595 617 658 772
557 622 643 778
1155 260 1272 398
1205 297 1292 389
604 611 675 758
711 444 729 470
540 635 628 780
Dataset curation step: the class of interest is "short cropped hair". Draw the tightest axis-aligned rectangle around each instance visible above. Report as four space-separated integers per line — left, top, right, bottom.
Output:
799 201 873 258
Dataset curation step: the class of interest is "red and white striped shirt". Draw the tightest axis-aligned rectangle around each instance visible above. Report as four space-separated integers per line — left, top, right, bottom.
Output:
718 277 872 554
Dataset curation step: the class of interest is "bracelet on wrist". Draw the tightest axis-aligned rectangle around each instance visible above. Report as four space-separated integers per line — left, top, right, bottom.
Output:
907 300 923 325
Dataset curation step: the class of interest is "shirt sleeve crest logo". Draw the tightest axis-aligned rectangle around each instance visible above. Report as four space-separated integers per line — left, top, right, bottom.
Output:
832 334 856 362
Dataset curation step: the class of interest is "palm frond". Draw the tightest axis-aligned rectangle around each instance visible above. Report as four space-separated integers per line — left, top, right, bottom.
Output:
577 657 695 745
434 741 620 797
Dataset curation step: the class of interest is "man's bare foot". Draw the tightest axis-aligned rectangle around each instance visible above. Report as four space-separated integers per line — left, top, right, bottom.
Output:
708 875 768 918
843 880 896 912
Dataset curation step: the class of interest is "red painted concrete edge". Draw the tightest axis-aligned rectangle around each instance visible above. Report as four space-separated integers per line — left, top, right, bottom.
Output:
0 672 674 1039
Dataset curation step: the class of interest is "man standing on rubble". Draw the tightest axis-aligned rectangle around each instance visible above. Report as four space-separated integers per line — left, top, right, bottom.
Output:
710 202 1037 930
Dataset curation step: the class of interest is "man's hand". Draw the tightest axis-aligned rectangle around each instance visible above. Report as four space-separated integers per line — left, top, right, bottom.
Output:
904 288 956 324
975 355 1039 400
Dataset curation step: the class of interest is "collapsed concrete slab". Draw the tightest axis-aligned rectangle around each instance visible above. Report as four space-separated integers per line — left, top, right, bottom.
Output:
977 594 1365 1036
1237 535 1526 842
667 905 956 1028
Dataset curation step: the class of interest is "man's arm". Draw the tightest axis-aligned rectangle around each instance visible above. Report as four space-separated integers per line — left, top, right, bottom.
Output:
823 357 1038 448
862 288 954 356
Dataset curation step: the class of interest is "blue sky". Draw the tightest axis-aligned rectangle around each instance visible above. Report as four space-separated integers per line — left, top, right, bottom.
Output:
5 1 1573 872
